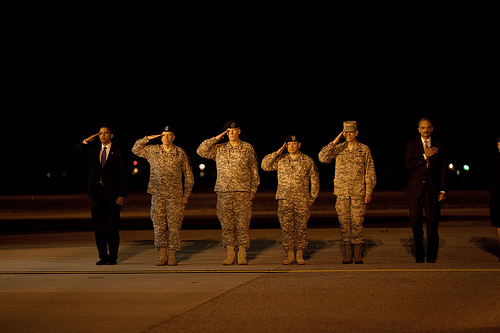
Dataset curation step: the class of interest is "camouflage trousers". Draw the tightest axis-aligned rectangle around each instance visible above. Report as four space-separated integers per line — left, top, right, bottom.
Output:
216 192 252 250
150 195 184 251
335 196 366 245
278 199 310 251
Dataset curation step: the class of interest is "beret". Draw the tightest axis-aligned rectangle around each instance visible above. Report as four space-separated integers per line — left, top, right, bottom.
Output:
161 125 174 133
285 134 300 143
223 120 240 130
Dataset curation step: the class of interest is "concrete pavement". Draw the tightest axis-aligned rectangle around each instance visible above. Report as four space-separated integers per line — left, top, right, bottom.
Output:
1 222 499 332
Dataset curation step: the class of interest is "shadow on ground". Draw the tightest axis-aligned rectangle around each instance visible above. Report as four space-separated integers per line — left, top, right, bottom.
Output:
470 237 500 261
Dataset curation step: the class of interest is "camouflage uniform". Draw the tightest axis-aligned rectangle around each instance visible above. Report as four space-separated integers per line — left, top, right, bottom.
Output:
318 140 376 244
132 137 194 251
197 137 260 249
261 152 319 251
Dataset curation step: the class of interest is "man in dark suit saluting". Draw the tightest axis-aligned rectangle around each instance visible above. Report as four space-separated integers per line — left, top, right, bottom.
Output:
73 127 128 265
405 118 447 263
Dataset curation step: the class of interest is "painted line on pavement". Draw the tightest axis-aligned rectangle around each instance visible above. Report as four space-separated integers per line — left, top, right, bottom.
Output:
1 268 500 275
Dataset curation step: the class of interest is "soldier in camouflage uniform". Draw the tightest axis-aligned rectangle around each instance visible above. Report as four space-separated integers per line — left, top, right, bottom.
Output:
197 120 260 265
261 134 319 265
132 126 194 266
318 121 376 264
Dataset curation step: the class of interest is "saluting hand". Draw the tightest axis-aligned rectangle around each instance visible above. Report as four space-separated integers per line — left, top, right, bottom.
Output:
276 142 287 155
147 134 162 140
215 129 229 141
84 133 99 143
332 131 344 145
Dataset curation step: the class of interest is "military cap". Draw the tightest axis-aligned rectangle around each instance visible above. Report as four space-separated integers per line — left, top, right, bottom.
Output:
161 125 174 133
285 134 300 143
343 121 357 132
223 120 240 130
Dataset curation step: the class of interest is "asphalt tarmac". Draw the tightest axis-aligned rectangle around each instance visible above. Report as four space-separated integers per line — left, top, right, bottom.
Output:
1 221 499 332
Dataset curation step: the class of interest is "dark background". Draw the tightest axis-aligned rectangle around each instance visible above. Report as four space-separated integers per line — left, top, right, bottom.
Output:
2 7 498 195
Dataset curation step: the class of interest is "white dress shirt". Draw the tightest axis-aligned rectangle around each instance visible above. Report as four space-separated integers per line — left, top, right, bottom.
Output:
421 137 431 160
100 143 111 163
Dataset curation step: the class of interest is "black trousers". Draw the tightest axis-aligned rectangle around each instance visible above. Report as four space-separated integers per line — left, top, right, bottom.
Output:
408 184 441 260
90 188 121 261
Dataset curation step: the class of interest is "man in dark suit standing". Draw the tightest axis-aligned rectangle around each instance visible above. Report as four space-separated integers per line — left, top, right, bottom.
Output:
405 118 447 263
73 126 128 265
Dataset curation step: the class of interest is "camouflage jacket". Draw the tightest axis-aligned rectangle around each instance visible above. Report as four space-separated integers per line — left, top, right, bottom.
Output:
261 152 320 202
318 140 376 198
132 137 194 198
197 137 260 193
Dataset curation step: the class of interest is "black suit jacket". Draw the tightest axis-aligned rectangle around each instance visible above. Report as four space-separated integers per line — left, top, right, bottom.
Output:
73 142 128 199
405 138 447 198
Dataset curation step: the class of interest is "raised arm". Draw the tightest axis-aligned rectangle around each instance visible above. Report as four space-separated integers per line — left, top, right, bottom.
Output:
197 130 228 160
261 142 287 171
318 131 345 164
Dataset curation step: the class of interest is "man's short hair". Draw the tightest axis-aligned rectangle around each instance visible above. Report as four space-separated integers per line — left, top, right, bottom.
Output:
99 125 113 134
418 118 432 127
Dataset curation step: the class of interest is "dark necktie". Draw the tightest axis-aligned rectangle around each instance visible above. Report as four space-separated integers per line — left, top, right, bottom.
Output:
101 147 107 169
424 140 429 169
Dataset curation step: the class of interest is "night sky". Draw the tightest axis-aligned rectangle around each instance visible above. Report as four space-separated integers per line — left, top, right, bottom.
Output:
3 10 497 195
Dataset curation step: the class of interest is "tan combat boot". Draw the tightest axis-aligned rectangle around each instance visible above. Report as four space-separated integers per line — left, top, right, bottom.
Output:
167 250 177 266
237 246 248 265
156 248 168 266
342 243 353 264
223 246 236 265
296 250 305 265
354 244 363 264
283 251 295 265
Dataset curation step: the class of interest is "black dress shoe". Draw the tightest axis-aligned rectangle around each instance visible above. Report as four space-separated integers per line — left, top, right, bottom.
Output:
107 259 117 265
427 258 436 263
96 259 107 265
415 258 425 263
